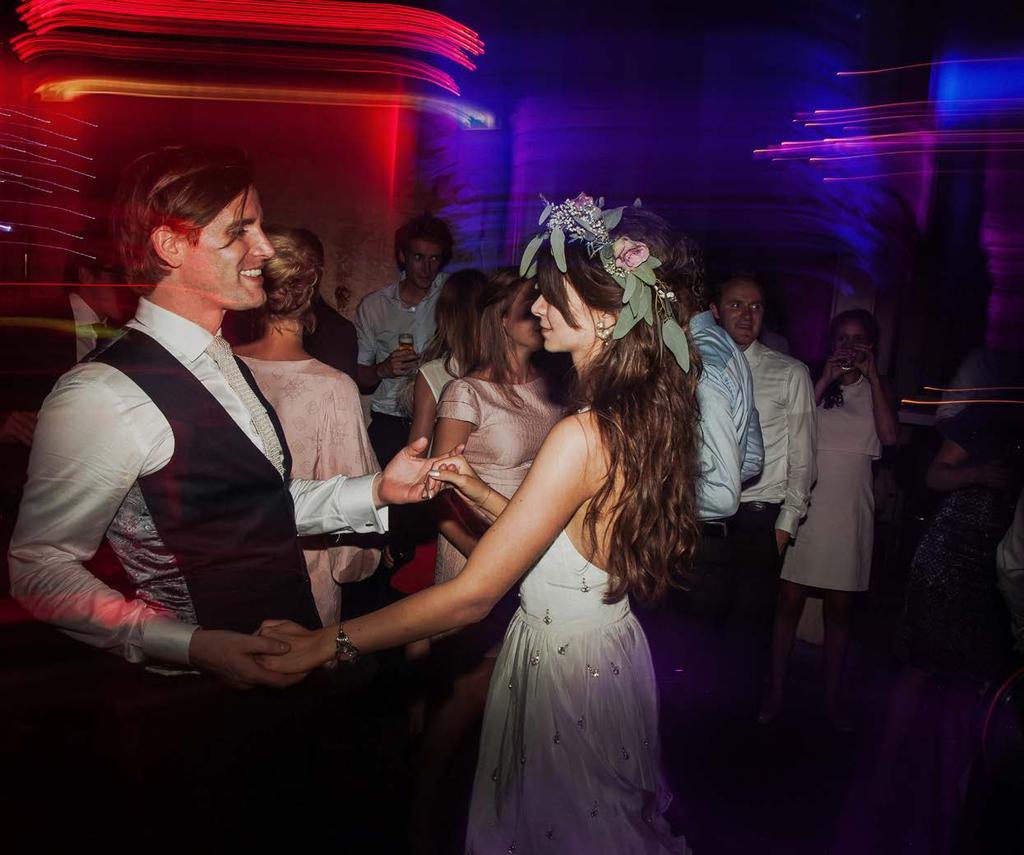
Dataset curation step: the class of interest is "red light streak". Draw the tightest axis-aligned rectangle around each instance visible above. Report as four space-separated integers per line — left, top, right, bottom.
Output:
13 33 463 95
0 120 78 140
0 157 96 178
0 199 94 218
0 221 84 239
16 1 485 71
0 142 57 162
0 241 95 259
838 56 1024 77
0 103 97 127
0 132 93 162
0 177 53 193
0 168 78 192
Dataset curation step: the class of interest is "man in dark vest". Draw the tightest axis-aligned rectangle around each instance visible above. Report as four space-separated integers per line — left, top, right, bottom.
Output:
8 144 445 688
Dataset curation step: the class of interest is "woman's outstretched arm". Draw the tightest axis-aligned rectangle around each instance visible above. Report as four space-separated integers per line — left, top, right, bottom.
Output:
260 415 597 673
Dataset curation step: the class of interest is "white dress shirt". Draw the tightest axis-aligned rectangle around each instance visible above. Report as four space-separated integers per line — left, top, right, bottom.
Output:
740 340 817 537
67 291 102 361
355 273 446 418
9 298 387 666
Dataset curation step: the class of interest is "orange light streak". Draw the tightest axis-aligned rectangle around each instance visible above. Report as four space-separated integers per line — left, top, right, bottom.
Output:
923 385 1024 392
901 398 1024 406
35 77 496 129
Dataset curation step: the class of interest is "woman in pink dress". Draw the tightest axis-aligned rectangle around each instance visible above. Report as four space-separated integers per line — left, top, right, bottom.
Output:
432 268 565 583
236 226 380 625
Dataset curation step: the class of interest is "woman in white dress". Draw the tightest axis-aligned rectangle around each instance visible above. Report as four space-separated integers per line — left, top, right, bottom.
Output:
758 309 898 727
259 196 700 853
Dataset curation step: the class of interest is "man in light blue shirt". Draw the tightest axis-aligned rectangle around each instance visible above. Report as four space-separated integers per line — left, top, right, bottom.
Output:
689 309 764 521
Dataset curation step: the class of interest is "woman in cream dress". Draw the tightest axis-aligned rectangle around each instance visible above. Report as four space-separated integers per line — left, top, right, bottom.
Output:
259 200 699 853
760 309 897 727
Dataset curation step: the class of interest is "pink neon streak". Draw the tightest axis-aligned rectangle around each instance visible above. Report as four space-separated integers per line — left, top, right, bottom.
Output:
17 0 485 70
838 56 1024 77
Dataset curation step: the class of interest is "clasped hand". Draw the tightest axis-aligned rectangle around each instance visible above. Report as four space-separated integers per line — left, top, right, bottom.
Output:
425 455 494 517
377 437 466 505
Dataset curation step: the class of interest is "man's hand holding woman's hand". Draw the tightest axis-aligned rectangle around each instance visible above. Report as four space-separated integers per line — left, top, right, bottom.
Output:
257 620 335 674
427 455 502 520
374 437 466 507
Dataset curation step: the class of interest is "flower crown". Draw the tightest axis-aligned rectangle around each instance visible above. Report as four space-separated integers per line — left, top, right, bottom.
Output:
519 193 690 372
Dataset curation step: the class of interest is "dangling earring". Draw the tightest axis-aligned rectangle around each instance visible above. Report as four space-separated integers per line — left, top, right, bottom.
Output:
595 317 612 345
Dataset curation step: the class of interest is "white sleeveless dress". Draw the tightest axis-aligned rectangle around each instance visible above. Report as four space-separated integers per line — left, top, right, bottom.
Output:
465 530 691 854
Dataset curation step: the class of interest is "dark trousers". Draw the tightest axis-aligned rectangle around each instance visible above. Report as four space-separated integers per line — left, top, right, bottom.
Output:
661 504 783 708
367 410 412 470
3 645 399 853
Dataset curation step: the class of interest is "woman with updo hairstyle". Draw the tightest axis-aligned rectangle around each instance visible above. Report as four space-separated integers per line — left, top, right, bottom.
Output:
259 196 701 852
237 226 380 625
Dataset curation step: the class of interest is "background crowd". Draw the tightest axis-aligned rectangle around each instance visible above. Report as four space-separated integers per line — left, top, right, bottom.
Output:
1 161 1021 851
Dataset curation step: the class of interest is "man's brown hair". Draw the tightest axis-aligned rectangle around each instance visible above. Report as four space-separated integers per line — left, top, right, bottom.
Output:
113 144 254 286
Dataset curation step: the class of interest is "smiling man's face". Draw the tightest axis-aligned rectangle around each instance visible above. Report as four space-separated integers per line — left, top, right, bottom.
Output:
176 187 274 311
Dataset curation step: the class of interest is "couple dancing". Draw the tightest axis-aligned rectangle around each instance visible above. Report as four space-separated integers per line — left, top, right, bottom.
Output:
261 195 699 853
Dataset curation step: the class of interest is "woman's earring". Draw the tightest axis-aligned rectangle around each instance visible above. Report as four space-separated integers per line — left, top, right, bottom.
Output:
596 317 612 345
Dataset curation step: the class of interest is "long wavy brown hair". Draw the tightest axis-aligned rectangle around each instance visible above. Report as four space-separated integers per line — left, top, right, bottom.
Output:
535 207 703 604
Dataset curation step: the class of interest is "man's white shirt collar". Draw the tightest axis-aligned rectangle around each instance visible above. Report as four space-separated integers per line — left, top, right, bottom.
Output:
743 338 765 367
130 297 217 365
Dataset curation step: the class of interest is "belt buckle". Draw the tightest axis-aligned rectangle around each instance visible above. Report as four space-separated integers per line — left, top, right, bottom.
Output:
703 520 729 538
746 501 768 513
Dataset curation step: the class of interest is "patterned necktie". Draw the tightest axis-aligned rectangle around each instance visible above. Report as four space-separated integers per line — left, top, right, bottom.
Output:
204 334 285 478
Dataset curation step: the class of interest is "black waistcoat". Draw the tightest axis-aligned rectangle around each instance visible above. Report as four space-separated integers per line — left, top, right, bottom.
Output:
92 329 321 633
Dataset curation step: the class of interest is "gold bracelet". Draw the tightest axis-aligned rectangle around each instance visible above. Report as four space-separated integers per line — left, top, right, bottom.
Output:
476 486 493 512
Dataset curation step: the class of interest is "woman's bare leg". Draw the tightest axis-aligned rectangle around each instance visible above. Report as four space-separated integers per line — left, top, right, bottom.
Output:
758 579 808 722
823 588 854 726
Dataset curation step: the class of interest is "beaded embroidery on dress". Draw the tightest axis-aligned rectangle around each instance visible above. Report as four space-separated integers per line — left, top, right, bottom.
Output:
465 529 690 854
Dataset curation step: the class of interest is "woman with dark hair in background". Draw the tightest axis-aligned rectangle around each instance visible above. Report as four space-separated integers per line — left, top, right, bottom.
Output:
258 195 701 852
759 308 898 727
236 226 380 625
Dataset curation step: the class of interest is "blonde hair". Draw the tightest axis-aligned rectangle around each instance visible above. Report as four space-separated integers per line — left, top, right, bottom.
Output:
260 226 324 334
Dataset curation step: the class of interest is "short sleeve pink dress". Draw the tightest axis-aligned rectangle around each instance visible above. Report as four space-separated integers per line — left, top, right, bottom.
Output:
241 356 381 624
433 375 564 584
